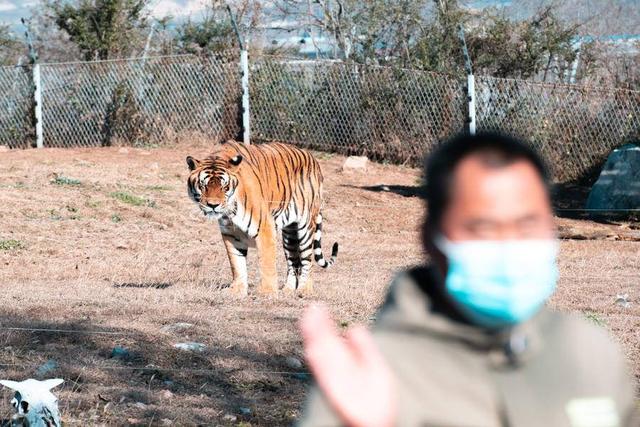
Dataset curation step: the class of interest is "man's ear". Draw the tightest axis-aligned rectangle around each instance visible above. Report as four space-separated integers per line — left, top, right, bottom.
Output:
422 219 448 278
421 219 443 258
186 156 200 171
229 154 243 167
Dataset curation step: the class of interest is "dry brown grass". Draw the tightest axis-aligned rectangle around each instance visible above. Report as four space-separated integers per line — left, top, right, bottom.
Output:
0 143 638 425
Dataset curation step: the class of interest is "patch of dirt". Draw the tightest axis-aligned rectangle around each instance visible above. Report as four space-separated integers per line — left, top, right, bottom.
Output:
0 145 638 424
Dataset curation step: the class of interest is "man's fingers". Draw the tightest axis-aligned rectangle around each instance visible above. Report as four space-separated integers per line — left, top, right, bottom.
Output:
300 303 336 349
345 325 383 364
301 304 344 365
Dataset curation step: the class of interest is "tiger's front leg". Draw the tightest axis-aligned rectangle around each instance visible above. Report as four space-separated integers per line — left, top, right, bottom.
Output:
221 233 249 296
255 217 278 295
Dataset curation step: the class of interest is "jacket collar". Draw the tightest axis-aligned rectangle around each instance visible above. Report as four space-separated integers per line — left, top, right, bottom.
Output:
375 266 551 367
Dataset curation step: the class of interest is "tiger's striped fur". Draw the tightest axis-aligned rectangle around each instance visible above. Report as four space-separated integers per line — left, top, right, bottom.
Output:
186 140 338 295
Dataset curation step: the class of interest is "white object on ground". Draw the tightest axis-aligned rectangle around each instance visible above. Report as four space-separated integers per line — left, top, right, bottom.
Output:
342 156 369 172
615 294 631 308
0 378 64 427
173 342 206 352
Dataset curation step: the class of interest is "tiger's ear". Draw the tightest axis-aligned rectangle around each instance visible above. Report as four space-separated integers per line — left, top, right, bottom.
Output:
229 154 243 167
186 156 200 171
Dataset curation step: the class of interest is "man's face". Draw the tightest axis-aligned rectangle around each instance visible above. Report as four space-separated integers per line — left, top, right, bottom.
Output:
440 155 555 242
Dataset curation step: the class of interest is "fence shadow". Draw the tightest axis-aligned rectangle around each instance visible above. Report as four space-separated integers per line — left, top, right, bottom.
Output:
353 179 632 224
0 313 306 425
348 184 425 198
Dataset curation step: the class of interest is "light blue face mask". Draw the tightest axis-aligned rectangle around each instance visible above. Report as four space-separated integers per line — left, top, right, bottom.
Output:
434 236 559 330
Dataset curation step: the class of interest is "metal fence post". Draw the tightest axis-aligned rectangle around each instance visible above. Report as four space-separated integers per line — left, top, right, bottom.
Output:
227 5 250 145
23 17 43 148
32 64 43 148
240 44 250 145
458 24 476 135
467 73 476 135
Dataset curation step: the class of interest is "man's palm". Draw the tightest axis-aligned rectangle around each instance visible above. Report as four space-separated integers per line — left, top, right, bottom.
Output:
301 304 396 427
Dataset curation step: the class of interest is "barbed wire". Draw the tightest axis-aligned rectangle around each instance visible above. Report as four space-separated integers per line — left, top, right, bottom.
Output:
0 362 310 378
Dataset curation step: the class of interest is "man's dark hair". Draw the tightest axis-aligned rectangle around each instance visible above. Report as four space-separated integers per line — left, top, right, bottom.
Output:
424 132 551 227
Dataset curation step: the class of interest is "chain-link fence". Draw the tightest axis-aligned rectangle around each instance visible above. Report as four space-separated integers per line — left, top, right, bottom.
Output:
249 55 640 182
0 54 240 149
0 66 33 149
476 76 640 181
1 53 639 182
250 58 465 165
43 54 241 147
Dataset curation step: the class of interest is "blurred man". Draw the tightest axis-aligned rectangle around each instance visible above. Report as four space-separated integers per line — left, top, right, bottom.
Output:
298 133 637 427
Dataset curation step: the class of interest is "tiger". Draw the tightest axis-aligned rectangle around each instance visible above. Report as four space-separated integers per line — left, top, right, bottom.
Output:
186 140 338 296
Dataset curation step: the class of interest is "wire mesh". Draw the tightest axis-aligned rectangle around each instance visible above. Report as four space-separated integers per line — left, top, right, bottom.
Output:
40 53 240 148
475 76 640 182
250 57 466 165
1 53 639 183
0 65 33 149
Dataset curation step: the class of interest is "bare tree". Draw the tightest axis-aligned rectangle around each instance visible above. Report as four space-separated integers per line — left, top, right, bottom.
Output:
46 0 150 60
175 0 263 55
0 25 22 65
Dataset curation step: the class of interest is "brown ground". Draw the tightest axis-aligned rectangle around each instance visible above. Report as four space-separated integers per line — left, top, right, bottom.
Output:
0 143 638 426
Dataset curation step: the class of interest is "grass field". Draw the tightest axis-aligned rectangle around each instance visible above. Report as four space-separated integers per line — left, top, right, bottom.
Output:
0 143 638 425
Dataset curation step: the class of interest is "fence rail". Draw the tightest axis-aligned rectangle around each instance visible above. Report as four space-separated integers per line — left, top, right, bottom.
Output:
1 53 639 182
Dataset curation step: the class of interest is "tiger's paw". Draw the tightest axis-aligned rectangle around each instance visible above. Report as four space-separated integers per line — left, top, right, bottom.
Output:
297 278 314 295
224 282 248 297
257 280 279 296
282 276 298 295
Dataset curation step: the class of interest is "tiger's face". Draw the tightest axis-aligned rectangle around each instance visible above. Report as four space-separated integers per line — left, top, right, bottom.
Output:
186 154 243 219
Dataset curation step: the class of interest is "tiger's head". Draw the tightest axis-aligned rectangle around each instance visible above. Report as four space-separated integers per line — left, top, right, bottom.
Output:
186 144 244 220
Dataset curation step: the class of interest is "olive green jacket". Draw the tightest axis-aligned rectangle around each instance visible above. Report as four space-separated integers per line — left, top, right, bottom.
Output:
298 266 638 427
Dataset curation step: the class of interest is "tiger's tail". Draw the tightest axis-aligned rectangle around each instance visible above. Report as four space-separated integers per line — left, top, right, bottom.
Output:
313 213 338 268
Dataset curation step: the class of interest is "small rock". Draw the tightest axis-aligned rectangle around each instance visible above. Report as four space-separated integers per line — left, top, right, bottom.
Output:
341 156 369 172
0 145 9 152
118 147 129 154
134 402 147 410
161 323 194 334
110 346 131 360
293 372 310 381
159 390 174 400
161 419 173 426
239 407 252 416
586 143 640 214
285 356 303 370
149 162 160 171
36 359 58 376
173 342 206 352
615 294 631 308
163 379 175 387
222 414 237 422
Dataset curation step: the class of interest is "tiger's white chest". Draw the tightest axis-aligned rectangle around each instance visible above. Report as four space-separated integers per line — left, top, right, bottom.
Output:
219 199 302 240
218 216 255 247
